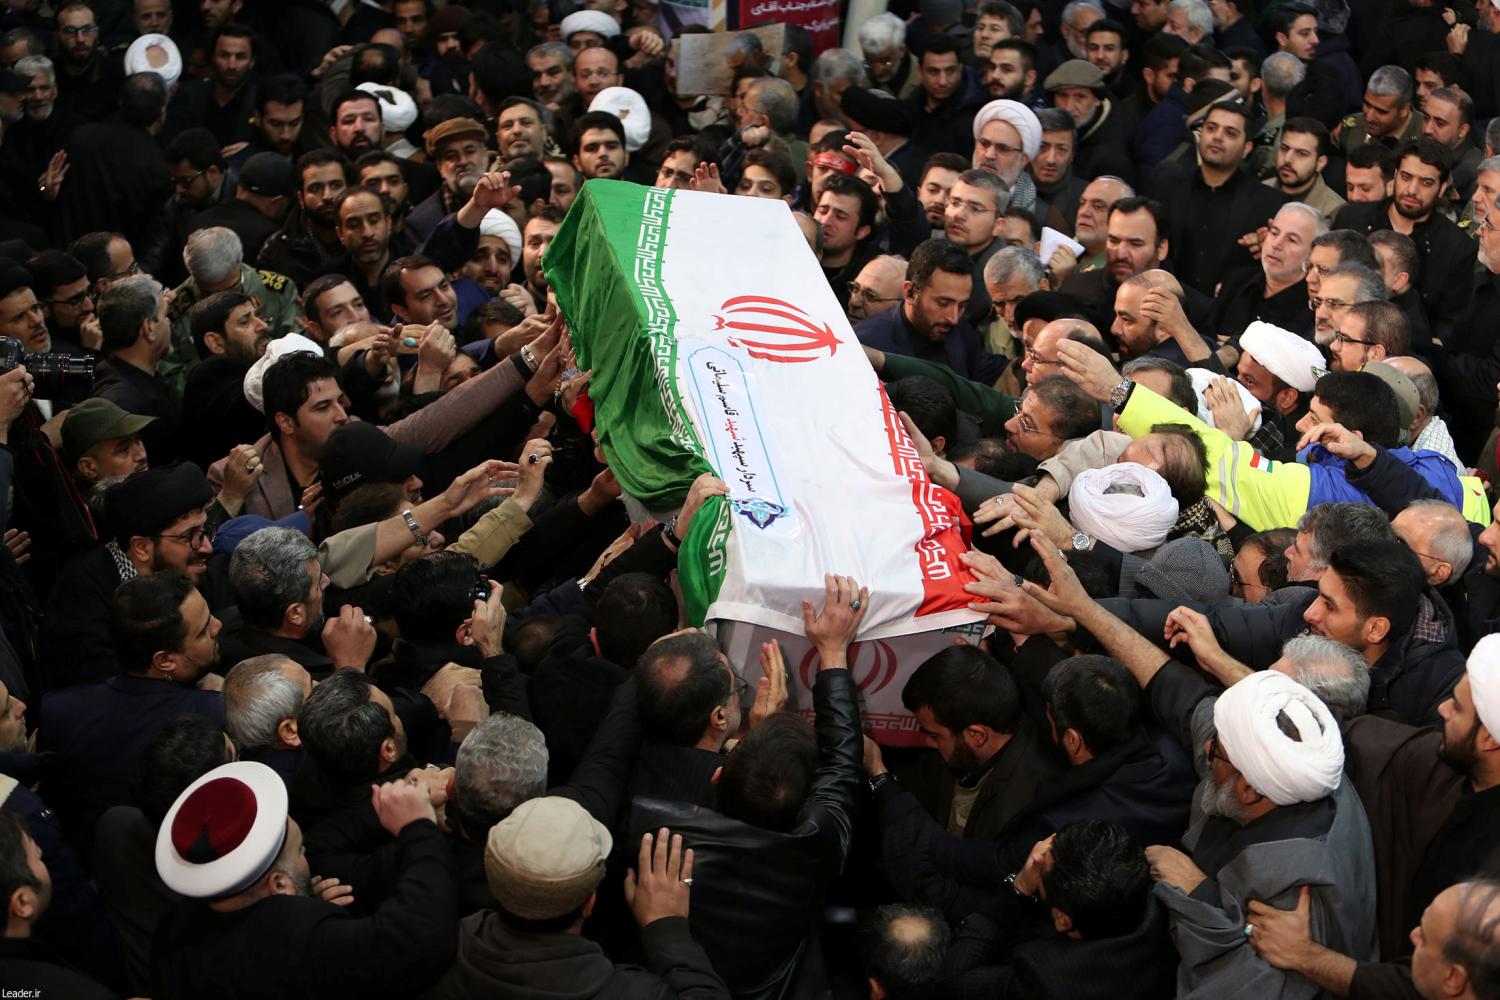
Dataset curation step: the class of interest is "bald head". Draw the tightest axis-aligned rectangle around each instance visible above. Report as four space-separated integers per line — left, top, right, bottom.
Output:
1414 881 1500 1000
1136 268 1184 295
1024 318 1104 375
1393 499 1473 586
1383 353 1440 431
849 254 907 321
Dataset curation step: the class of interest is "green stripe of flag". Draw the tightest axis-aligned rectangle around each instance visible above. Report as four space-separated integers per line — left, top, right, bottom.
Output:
542 179 728 623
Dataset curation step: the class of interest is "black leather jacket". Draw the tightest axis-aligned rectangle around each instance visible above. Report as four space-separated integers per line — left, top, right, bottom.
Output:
629 668 861 1000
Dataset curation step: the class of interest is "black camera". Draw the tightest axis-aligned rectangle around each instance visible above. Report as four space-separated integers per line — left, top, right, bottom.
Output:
0 336 95 399
470 574 492 604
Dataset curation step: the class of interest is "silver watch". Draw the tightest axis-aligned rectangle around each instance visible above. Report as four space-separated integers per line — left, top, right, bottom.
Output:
1071 532 1095 552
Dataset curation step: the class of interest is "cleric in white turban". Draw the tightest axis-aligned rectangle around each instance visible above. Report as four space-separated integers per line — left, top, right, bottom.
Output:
971 99 1041 160
1068 462 1178 554
479 210 522 269
1239 320 1324 395
1131 662 1378 998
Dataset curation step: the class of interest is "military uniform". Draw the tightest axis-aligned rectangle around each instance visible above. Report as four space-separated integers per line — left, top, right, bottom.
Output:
1335 108 1425 156
160 264 301 400
1248 112 1285 180
1262 173 1347 222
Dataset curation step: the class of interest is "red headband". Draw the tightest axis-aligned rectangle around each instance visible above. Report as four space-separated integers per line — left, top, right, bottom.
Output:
812 152 858 175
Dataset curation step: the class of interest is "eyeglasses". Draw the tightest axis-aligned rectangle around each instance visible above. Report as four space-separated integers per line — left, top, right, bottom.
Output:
1025 348 1062 368
1207 736 1232 766
1308 295 1352 312
107 259 142 281
156 523 214 548
974 139 1023 157
171 169 207 190
1228 562 1267 595
59 23 98 36
848 282 902 305
1408 548 1451 568
1299 260 1331 276
1014 392 1062 438
1331 330 1375 347
46 288 92 309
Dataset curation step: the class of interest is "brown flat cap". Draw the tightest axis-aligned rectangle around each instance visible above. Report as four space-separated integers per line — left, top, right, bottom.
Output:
425 116 488 157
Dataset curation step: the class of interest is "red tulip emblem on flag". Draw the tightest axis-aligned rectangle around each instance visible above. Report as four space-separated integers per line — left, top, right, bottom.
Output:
713 295 840 364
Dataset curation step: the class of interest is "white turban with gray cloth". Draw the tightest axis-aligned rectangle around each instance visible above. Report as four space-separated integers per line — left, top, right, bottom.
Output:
1466 633 1500 738
1214 670 1344 806
1068 462 1178 553
1239 321 1325 394
970 99 1042 160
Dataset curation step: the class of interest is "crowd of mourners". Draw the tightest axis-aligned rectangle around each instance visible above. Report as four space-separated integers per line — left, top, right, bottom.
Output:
5 0 1500 997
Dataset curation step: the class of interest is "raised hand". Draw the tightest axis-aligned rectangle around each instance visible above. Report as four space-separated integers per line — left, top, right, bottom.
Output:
803 574 868 667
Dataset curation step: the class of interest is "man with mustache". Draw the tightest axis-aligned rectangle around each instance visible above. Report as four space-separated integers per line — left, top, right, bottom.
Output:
39 463 223 687
406 117 492 243
1262 118 1346 222
571 110 627 182
258 150 353 290
162 25 257 147
1211 202 1321 342
1334 136 1479 325
334 186 394 319
1149 101 1287 296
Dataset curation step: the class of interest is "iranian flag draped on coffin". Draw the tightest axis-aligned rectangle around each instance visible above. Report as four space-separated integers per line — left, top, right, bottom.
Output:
544 180 985 743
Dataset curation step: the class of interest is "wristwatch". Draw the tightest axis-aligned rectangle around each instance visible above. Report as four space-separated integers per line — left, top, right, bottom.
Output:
663 514 683 549
1071 532 1095 552
868 771 896 794
1108 378 1134 411
401 509 429 546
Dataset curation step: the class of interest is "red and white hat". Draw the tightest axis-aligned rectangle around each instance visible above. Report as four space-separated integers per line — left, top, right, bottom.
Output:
155 762 289 899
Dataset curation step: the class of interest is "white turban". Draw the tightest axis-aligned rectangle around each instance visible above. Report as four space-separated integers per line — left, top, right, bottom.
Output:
124 33 182 92
1213 670 1343 806
244 334 325 414
1240 321 1325 394
1187 368 1263 435
1067 462 1178 553
560 10 621 39
479 210 522 267
971 100 1041 160
356 82 418 133
1467 634 1500 738
590 86 651 151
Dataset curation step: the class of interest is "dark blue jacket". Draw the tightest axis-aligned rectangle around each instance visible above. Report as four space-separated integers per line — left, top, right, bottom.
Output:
855 306 1008 386
36 676 222 853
